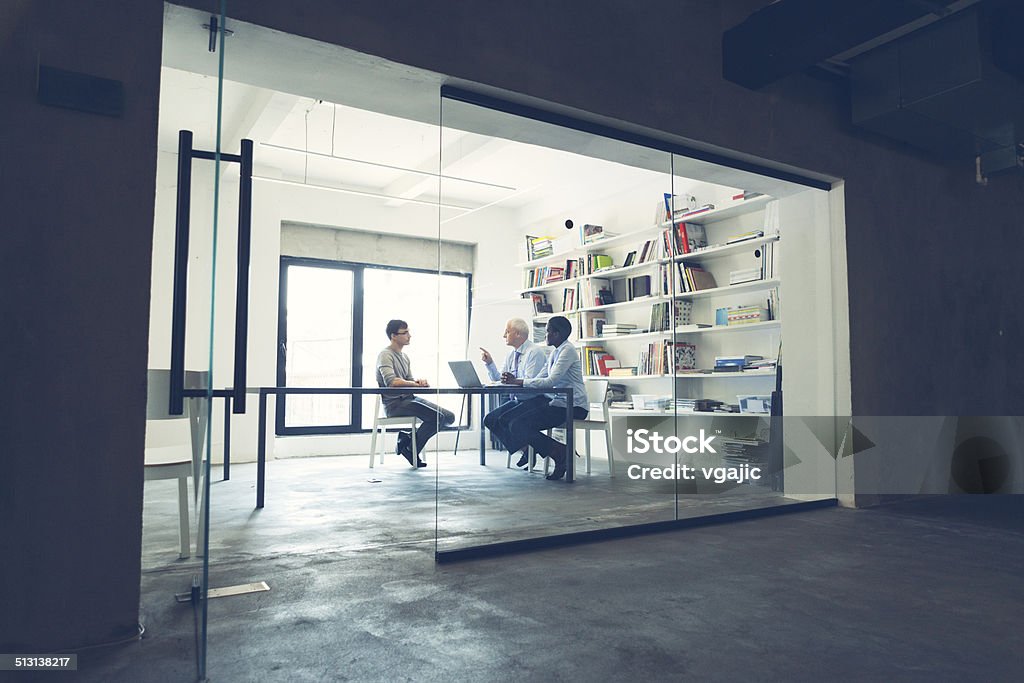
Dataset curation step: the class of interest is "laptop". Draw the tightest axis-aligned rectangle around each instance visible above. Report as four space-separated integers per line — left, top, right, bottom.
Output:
448 360 487 388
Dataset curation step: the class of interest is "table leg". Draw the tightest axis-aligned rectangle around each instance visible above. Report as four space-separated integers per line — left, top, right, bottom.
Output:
256 391 266 508
565 395 574 482
223 395 231 481
479 392 487 465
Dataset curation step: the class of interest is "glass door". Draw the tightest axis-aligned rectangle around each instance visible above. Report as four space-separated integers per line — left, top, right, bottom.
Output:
156 3 248 678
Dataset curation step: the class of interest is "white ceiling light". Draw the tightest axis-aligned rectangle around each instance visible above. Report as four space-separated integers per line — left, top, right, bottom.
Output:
259 142 516 192
252 175 475 211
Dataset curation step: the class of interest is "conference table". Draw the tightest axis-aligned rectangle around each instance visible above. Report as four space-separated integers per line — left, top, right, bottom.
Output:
251 385 577 508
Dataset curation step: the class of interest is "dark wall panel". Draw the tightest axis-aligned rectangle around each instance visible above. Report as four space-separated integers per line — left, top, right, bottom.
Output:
0 0 162 651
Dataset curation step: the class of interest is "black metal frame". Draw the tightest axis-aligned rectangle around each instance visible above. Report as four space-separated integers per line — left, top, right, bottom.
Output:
275 255 474 436
440 86 832 191
170 130 253 415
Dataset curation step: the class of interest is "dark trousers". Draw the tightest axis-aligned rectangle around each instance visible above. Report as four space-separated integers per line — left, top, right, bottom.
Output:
492 396 587 459
483 399 522 451
385 397 455 455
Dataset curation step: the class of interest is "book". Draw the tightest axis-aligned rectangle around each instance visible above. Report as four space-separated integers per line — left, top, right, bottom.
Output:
628 275 652 300
726 230 764 245
729 267 763 285
685 265 717 291
597 356 620 376
682 222 707 252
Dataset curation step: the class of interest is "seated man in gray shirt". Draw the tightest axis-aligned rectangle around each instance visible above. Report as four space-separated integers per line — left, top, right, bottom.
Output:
376 319 455 468
480 317 547 468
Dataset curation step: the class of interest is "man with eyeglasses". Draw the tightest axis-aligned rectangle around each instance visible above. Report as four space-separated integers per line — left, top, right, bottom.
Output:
375 319 455 468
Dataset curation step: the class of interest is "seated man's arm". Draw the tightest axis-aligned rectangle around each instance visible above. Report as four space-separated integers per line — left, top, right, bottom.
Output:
484 358 501 382
524 347 577 389
522 347 548 380
378 354 418 388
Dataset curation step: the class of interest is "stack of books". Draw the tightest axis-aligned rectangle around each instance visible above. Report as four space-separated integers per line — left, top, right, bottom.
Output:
744 357 778 371
714 355 764 372
601 323 638 337
580 224 618 245
525 235 554 260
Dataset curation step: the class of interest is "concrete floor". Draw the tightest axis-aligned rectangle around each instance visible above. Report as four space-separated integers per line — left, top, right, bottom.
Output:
74 455 1023 681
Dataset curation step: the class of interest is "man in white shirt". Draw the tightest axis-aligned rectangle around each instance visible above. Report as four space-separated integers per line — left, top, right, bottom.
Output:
480 318 547 468
496 315 589 481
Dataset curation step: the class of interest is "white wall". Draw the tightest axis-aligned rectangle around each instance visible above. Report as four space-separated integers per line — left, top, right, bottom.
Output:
779 188 849 500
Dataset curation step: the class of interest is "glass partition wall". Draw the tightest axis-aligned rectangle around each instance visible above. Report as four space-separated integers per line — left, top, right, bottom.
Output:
435 94 839 555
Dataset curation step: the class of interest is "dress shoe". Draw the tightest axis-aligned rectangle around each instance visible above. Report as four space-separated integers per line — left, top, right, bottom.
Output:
416 458 427 468
515 450 530 468
396 431 411 456
546 446 567 481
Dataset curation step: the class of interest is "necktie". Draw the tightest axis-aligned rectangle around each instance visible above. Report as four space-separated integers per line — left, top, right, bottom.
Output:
513 351 521 377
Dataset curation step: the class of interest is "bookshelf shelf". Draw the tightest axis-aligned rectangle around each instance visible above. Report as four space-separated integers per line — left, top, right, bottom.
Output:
518 259 662 295
674 278 780 301
584 374 669 381
577 320 781 344
675 369 777 379
669 234 779 263
518 277 582 295
659 194 772 227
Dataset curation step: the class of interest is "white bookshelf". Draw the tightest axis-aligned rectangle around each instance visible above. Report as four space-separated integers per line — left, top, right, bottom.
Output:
519 191 780 414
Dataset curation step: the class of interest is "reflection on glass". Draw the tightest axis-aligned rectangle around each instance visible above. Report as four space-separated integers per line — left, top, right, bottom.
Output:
283 265 354 427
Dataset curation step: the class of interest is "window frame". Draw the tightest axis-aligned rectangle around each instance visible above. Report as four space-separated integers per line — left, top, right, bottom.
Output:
276 255 473 436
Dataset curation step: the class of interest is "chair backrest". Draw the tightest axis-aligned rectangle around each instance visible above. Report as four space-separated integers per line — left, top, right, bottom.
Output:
582 379 609 421
584 379 609 406
146 369 209 420
145 370 209 486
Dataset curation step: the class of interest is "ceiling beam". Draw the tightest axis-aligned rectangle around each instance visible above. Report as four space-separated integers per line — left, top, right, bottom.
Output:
722 0 962 90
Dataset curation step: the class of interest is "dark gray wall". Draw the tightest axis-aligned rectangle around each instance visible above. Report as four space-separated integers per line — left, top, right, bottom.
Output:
4 0 1022 652
0 0 162 650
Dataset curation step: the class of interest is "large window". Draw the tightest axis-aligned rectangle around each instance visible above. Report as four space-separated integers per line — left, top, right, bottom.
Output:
277 257 471 435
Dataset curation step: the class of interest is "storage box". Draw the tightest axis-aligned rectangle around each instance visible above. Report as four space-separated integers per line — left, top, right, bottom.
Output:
737 395 772 414
632 394 658 410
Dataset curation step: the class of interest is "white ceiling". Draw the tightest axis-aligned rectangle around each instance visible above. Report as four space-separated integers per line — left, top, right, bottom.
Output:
157 4 808 221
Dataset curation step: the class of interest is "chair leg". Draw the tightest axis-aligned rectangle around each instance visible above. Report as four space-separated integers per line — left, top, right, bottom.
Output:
177 474 190 559
410 426 418 468
585 428 592 475
369 425 379 468
604 426 614 476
